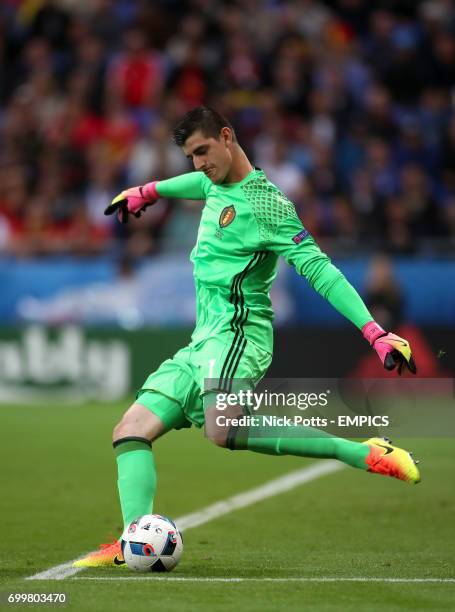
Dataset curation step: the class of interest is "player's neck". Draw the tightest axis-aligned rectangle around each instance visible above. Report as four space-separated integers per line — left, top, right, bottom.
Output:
223 146 254 184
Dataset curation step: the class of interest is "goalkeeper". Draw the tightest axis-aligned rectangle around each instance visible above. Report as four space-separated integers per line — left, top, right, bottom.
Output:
75 106 419 568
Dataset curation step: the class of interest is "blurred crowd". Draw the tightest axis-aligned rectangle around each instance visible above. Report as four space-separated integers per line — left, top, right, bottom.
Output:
1 0 455 258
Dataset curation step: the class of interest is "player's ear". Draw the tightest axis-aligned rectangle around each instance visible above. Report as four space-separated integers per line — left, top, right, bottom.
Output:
221 127 232 147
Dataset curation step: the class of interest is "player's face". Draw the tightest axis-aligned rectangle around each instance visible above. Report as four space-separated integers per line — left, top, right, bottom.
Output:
183 128 233 184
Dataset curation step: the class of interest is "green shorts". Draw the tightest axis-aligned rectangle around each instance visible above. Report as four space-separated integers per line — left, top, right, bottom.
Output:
136 334 272 431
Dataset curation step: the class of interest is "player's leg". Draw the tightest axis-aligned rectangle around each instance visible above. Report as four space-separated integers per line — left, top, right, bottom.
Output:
205 402 369 466
113 396 185 531
207 406 419 483
243 428 419 483
112 346 197 534
202 340 420 483
74 349 196 568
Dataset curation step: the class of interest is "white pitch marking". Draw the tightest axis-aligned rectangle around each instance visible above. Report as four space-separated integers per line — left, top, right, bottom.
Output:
27 461 344 581
175 461 344 531
72 577 455 584
26 563 83 581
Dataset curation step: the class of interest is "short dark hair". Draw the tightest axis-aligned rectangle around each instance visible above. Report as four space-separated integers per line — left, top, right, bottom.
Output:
172 106 236 146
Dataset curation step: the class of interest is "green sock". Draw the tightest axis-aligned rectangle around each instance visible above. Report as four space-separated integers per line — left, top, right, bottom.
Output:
246 426 369 469
114 437 157 530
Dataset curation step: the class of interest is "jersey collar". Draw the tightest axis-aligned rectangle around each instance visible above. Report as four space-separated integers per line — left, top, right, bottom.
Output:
219 167 264 189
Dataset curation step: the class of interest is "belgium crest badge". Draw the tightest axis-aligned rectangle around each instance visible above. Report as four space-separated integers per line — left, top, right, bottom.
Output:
219 205 236 228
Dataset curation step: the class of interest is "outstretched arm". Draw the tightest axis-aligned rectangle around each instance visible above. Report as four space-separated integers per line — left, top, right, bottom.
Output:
104 172 211 223
156 172 211 200
264 206 416 374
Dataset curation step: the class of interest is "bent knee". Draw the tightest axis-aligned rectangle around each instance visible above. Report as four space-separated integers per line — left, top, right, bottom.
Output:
204 405 236 449
206 430 228 448
113 403 165 443
113 419 130 441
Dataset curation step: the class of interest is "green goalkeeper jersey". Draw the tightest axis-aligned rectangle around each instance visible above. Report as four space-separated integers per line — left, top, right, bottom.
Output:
156 168 373 351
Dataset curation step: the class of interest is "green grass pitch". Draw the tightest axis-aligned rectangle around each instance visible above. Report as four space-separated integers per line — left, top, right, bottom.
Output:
1 401 454 611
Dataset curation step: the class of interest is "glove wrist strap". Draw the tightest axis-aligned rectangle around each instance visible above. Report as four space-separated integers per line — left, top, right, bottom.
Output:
142 181 159 202
362 321 387 345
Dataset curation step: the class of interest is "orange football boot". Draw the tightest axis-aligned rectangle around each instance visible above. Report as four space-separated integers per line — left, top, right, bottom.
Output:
73 540 125 568
363 437 421 484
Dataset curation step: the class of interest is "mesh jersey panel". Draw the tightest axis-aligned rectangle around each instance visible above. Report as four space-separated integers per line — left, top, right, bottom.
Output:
241 174 300 243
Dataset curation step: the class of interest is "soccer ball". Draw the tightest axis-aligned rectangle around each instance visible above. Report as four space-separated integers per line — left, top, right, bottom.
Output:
121 514 183 572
